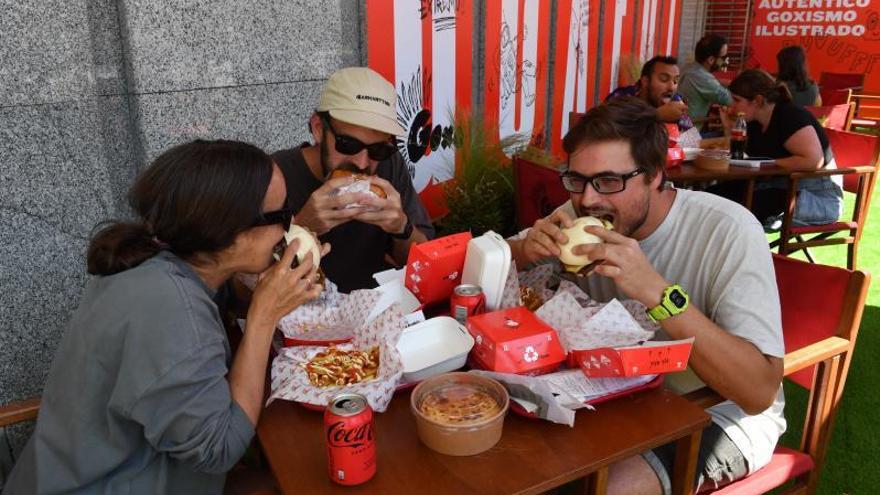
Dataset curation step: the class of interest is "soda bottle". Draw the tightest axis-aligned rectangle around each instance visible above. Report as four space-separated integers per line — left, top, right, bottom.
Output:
730 112 747 160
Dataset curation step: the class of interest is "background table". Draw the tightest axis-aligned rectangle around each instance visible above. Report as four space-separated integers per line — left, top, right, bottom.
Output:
667 163 791 209
257 387 711 495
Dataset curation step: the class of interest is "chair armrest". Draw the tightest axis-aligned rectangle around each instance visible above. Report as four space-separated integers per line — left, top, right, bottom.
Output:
784 336 851 376
789 165 875 180
0 397 41 427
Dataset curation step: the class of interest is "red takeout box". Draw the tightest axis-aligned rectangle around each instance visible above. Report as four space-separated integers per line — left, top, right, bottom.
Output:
466 307 566 376
568 338 694 378
405 232 472 305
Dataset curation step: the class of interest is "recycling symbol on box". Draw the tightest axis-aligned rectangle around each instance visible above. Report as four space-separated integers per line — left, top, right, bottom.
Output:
523 346 539 363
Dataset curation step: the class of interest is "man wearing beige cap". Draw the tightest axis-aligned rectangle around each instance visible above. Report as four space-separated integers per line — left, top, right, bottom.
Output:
273 67 434 293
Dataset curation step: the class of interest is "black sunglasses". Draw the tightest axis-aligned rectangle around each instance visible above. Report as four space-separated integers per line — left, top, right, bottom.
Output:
253 207 295 230
321 115 397 161
560 168 645 194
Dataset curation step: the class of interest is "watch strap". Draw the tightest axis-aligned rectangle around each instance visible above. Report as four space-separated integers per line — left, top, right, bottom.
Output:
390 218 413 240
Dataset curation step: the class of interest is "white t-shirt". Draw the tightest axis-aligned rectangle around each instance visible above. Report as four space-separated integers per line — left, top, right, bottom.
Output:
527 188 786 473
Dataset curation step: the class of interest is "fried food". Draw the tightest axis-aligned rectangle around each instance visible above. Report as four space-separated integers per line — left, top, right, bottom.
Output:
419 385 502 425
519 285 544 311
302 345 380 387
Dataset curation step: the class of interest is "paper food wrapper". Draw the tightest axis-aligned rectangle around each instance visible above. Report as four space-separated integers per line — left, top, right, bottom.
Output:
277 284 377 343
678 126 703 148
334 179 381 211
269 295 407 412
468 370 581 427
536 292 655 352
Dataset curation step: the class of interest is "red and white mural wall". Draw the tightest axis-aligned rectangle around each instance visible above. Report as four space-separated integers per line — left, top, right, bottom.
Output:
748 0 880 91
366 0 683 195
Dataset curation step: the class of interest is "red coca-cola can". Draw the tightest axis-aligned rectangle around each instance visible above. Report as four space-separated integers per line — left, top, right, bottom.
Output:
324 393 376 485
451 284 486 324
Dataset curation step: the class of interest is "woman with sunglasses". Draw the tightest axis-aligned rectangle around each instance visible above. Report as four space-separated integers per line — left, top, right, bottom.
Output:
273 67 434 293
5 140 324 493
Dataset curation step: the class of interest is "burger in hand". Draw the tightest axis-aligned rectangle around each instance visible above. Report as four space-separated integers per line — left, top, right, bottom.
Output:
273 224 325 286
328 167 387 205
556 216 613 275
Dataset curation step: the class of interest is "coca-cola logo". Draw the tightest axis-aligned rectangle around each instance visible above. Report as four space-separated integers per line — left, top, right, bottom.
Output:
327 421 374 448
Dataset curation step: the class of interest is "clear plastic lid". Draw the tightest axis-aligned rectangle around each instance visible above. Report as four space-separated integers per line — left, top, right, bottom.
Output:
418 383 503 426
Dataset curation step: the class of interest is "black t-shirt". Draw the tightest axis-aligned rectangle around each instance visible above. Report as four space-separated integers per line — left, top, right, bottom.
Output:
746 100 833 164
272 145 435 293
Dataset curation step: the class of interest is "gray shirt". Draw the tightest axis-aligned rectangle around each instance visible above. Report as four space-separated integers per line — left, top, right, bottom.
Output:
5 251 254 494
782 80 819 107
679 62 733 119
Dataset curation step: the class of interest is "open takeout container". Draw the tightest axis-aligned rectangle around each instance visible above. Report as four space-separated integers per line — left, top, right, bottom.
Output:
694 149 730 171
397 317 475 383
410 372 509 456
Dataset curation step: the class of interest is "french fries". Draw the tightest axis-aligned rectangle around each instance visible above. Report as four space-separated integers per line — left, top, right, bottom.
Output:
302 345 380 387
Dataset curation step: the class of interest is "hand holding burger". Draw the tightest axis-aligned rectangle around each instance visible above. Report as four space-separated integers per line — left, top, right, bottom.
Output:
556 216 614 275
273 224 327 287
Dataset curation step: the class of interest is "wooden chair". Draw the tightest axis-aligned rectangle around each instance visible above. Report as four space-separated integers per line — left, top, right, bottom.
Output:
771 129 880 270
805 103 854 131
847 92 880 131
0 398 40 429
689 255 871 494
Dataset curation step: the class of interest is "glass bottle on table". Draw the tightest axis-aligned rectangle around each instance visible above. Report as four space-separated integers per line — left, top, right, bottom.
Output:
730 112 747 159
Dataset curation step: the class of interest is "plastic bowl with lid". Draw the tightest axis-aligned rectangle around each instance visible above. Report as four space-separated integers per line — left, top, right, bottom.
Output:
410 372 509 456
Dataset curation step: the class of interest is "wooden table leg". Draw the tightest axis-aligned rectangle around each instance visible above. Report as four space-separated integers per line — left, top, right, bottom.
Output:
671 429 703 495
568 467 609 495
743 179 756 210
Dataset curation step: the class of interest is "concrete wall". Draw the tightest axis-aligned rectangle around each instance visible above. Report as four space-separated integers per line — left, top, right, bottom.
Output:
0 0 363 464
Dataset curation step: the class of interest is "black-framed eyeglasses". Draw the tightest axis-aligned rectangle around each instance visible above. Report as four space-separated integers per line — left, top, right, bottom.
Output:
253 207 295 230
559 168 645 194
321 115 397 161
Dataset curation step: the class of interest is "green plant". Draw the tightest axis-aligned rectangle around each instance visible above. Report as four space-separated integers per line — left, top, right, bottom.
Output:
434 114 528 238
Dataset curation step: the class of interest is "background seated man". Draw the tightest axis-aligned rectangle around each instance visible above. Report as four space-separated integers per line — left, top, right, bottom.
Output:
606 55 694 133
679 34 733 122
507 97 785 494
273 67 434 293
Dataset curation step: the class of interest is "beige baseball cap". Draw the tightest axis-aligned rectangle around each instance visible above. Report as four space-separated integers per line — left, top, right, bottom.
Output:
317 67 407 136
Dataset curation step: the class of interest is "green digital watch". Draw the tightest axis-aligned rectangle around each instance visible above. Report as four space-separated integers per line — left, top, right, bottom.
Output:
646 284 690 323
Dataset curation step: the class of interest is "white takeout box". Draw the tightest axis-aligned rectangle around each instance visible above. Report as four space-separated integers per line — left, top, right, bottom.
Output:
396 317 475 382
461 231 512 311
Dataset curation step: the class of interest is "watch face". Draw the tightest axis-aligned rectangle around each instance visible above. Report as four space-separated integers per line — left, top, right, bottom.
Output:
669 289 687 308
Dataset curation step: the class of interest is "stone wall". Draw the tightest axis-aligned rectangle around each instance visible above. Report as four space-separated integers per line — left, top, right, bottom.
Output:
0 0 363 463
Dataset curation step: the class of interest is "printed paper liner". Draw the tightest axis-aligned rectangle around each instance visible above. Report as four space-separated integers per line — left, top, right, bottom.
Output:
269 292 407 412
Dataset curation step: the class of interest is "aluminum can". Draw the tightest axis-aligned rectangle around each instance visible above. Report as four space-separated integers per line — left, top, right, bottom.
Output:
324 393 376 485
451 284 486 324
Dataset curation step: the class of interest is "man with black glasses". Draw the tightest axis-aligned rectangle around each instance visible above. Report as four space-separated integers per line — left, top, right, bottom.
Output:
273 67 434 292
507 98 785 495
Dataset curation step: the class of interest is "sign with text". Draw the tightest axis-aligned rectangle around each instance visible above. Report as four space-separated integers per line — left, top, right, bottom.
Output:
748 0 880 91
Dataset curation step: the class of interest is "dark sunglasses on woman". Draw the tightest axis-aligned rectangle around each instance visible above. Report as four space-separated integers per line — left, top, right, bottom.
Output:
253 207 295 231
321 114 397 161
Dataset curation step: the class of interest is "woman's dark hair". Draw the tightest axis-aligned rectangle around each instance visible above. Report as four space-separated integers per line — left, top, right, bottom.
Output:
728 69 793 105
562 97 667 185
776 45 812 92
87 139 274 276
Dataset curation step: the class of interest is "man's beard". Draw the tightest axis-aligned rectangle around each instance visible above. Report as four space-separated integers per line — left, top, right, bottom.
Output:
576 194 650 238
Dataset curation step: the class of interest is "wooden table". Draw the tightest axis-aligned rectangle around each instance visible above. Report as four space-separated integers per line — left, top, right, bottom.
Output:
257 387 711 495
667 163 791 209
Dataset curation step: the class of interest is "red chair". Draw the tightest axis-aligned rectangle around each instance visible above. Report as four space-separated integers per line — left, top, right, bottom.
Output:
818 72 865 92
772 129 880 270
805 103 854 131
513 156 570 230
819 87 852 106
693 255 870 495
